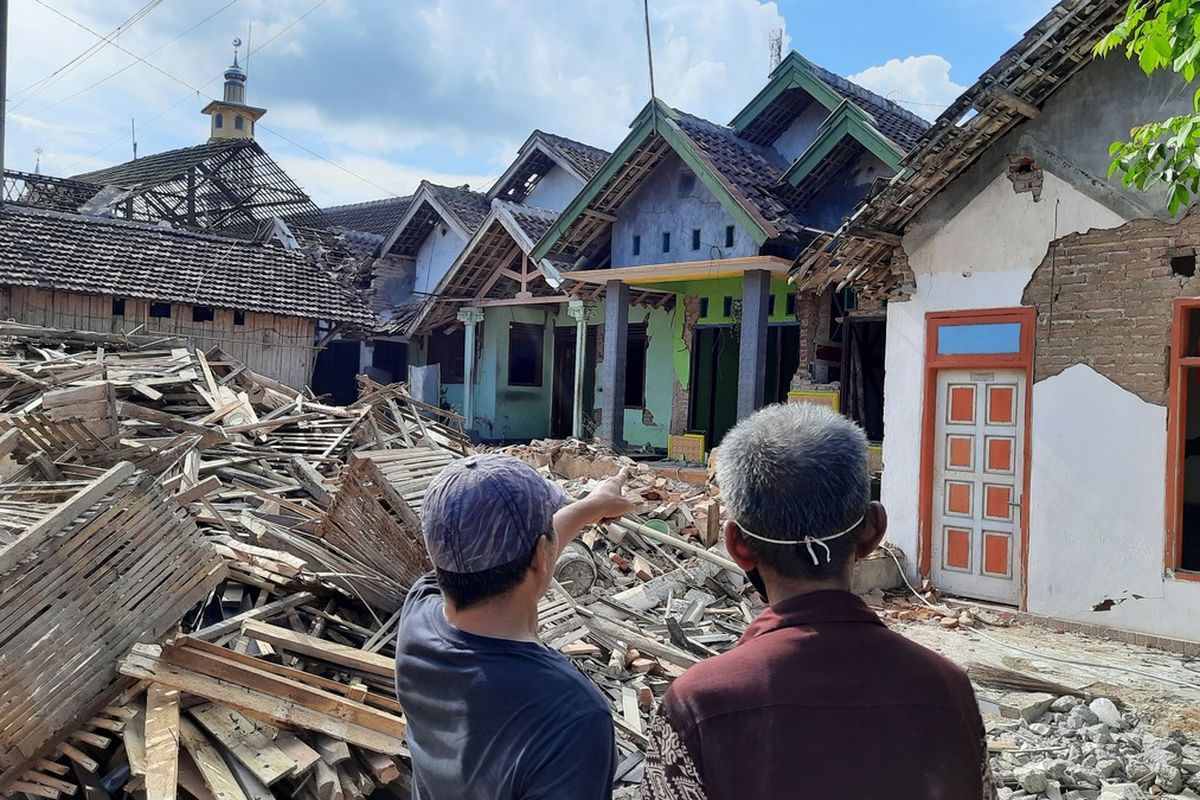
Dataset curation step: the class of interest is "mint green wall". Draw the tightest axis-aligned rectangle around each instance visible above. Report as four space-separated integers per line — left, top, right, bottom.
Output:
616 304 677 450
408 277 793 449
474 305 555 441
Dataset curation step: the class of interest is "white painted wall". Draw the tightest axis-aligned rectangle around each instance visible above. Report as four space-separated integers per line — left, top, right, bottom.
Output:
1028 364 1200 639
881 170 1127 578
414 224 468 298
524 164 583 213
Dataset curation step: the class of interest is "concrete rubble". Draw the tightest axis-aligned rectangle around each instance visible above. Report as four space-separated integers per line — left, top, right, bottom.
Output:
991 695 1200 799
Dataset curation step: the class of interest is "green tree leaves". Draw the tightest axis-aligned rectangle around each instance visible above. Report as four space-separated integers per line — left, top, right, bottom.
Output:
1097 0 1200 213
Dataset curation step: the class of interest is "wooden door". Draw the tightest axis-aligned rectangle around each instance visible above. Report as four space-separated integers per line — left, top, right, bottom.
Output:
931 368 1025 604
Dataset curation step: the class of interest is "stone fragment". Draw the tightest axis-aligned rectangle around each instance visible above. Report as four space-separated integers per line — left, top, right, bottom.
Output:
1090 698 1123 729
1016 765 1050 793
1068 705 1100 729
1051 695 1081 713
1097 783 1149 800
1158 764 1185 793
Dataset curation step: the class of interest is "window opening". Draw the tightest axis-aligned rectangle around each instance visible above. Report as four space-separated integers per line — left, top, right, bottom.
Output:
625 323 649 408
428 327 466 383
508 322 544 387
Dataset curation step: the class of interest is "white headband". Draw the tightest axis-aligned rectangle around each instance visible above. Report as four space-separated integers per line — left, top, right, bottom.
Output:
734 515 865 566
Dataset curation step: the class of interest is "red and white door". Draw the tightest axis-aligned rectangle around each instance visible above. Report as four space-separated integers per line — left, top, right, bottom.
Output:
931 369 1024 604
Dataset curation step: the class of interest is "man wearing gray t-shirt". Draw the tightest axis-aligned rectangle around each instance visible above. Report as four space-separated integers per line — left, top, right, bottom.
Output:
395 454 634 799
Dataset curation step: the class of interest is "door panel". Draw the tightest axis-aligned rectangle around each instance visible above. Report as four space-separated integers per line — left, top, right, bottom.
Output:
931 368 1024 604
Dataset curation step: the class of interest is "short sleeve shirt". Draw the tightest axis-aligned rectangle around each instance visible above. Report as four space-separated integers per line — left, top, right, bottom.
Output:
395 574 617 800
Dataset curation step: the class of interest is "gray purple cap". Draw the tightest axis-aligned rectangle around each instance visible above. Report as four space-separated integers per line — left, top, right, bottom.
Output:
421 453 565 573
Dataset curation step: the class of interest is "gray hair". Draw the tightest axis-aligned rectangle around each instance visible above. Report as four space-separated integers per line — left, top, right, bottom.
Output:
716 402 869 578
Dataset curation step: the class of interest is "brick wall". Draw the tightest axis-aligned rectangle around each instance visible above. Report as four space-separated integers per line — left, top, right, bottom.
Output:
1021 211 1200 405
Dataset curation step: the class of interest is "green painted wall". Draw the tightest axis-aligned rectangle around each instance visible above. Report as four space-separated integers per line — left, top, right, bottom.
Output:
406 276 795 449
475 305 556 441
616 304 677 450
647 276 797 417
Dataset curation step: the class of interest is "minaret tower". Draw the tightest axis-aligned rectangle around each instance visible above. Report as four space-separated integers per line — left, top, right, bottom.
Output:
201 39 266 142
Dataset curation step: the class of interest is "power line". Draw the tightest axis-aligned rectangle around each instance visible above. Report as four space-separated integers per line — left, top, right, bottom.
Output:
10 0 164 109
50 0 394 199
24 0 243 118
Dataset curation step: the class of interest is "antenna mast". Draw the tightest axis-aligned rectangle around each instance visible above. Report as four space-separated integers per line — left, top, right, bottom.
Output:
769 28 783 72
130 118 137 160
33 146 42 174
643 0 657 126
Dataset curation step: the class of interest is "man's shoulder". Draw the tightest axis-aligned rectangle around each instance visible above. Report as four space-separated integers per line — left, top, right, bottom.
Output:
664 620 976 717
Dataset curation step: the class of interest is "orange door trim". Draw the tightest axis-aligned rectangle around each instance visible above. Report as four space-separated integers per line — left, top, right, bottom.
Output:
918 307 1035 608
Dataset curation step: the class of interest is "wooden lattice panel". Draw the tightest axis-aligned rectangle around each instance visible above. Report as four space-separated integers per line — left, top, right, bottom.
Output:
314 455 434 612
0 463 226 792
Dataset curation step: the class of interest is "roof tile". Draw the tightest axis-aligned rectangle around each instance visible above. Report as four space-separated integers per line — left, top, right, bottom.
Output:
0 206 371 324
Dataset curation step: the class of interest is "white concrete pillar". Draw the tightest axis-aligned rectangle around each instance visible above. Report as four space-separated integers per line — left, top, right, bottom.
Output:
457 307 485 434
567 299 597 439
359 342 374 373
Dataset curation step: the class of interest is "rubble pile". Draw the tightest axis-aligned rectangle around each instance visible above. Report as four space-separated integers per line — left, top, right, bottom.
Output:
990 696 1200 799
3 324 1195 800
0 323 467 800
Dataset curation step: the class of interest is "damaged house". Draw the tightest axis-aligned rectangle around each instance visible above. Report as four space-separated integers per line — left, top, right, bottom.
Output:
327 130 613 440
530 52 926 453
792 0 1200 641
0 52 374 389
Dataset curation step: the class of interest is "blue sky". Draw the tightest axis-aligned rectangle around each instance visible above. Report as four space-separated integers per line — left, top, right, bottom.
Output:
6 1 1059 207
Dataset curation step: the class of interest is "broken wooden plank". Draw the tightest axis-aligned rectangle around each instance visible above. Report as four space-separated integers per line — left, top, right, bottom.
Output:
240 620 394 679
189 704 297 786
178 717 248 800
143 684 180 800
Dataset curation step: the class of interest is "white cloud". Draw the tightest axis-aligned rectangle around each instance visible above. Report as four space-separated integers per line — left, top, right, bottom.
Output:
5 0 789 204
850 55 968 122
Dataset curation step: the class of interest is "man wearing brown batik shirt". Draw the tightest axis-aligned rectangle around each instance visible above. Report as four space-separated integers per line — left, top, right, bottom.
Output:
641 404 995 800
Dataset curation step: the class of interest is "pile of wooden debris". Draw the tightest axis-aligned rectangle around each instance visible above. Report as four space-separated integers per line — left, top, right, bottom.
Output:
0 323 772 800
0 323 467 800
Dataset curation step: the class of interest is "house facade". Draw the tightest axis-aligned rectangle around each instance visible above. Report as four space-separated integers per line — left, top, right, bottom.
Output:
386 131 615 442
794 0 1200 641
0 206 371 387
534 53 926 453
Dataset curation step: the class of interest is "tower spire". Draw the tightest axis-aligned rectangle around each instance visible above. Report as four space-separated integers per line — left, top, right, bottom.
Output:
201 37 266 142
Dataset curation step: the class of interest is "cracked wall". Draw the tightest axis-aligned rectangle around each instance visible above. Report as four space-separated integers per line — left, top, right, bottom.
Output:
1021 210 1200 405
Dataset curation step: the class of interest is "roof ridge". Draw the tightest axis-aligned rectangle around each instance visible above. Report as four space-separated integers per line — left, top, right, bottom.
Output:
493 198 560 219
71 139 246 181
799 53 930 130
323 195 411 213
538 129 612 155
